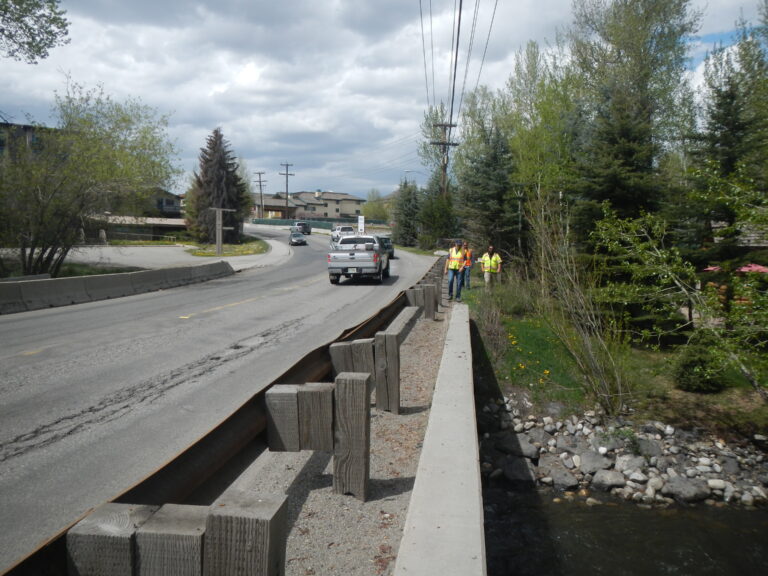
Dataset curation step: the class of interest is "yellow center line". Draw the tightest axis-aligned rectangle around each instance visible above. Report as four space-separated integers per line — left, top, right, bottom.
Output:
20 349 44 356
177 276 322 319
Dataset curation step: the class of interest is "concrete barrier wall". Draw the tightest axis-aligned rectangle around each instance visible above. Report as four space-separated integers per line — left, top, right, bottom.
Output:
0 262 235 314
84 272 137 301
394 305 486 575
0 283 27 314
20 276 91 310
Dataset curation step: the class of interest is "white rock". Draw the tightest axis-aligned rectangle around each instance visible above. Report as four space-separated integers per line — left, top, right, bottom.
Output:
741 492 755 506
646 485 656 498
598 446 608 455
666 468 678 478
630 472 648 484
543 416 554 426
685 468 698 478
540 476 554 486
572 454 582 468
698 457 712 466
514 423 525 433
707 479 726 490
665 425 675 436
648 477 664 491
751 486 767 501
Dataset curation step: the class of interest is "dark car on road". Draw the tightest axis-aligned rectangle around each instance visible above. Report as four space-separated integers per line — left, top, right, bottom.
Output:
378 236 395 259
294 221 311 234
289 231 307 246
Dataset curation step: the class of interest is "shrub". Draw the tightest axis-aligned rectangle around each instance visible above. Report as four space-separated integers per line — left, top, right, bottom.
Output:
672 331 728 394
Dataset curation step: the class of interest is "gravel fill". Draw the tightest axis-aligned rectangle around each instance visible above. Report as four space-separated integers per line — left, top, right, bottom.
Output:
229 306 451 576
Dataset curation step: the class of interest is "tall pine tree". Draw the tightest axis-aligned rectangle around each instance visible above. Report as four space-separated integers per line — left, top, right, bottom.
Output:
186 128 251 243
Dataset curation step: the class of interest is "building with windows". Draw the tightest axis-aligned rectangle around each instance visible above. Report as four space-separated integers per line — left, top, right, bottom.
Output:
294 191 365 219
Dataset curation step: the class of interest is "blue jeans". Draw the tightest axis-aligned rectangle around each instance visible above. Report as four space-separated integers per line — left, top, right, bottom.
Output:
462 267 472 290
447 268 463 300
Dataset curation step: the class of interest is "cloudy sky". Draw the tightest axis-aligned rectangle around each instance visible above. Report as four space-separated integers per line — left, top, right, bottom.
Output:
2 0 761 197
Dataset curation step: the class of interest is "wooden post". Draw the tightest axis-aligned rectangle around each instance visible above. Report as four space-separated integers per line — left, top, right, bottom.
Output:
136 504 207 576
374 306 421 414
298 382 334 451
374 331 400 413
265 385 300 452
67 503 158 576
204 490 287 576
423 284 436 320
333 372 371 501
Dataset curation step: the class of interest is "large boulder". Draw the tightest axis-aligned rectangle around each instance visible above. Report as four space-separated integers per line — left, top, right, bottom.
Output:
591 469 626 492
662 476 711 503
496 433 540 460
579 450 613 475
502 455 537 489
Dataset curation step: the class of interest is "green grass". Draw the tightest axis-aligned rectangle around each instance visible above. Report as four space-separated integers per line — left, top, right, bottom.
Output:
186 237 268 257
501 317 586 410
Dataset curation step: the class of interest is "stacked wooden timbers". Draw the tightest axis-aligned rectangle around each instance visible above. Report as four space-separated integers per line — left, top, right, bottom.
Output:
65 268 441 576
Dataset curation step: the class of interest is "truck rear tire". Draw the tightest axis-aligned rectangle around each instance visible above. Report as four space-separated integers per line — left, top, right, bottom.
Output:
330 275 340 285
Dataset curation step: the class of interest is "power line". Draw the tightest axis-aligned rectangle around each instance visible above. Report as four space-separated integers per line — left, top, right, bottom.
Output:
420 0 431 109
474 0 499 93
448 0 464 142
457 0 482 126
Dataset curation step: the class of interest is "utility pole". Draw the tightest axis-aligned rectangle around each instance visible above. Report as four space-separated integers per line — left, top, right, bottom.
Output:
254 171 266 218
430 123 457 197
279 163 294 219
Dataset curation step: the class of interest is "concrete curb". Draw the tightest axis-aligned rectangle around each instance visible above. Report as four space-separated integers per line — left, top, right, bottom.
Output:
394 304 487 576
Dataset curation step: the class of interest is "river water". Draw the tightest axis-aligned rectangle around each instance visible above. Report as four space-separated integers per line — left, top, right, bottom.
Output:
484 487 768 576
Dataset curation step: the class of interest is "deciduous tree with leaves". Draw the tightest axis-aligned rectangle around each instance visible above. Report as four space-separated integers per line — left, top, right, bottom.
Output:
0 0 70 64
0 81 179 277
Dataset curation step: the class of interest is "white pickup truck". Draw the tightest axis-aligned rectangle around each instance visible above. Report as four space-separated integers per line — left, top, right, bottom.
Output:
331 225 355 243
327 235 391 284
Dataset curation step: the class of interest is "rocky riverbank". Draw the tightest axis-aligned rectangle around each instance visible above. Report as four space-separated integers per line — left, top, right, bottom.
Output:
478 396 768 508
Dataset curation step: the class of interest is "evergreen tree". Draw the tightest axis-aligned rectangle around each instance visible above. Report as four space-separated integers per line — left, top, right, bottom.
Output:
419 172 456 249
568 0 701 237
392 179 420 247
186 128 251 244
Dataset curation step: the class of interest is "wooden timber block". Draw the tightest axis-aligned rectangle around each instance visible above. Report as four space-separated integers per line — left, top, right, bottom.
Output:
329 341 354 376
67 502 158 576
298 382 334 451
136 503 207 576
374 331 400 414
333 372 371 500
265 385 300 452
329 338 374 380
405 287 425 309
204 490 287 576
389 306 421 345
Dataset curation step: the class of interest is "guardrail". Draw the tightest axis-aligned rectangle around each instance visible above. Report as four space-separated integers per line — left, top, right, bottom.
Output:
4 258 486 576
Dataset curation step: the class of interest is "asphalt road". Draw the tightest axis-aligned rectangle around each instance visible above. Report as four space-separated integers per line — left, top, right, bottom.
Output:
0 225 437 572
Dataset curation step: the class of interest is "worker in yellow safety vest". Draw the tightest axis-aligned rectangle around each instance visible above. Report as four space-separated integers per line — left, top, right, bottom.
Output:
480 245 502 287
443 239 465 301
